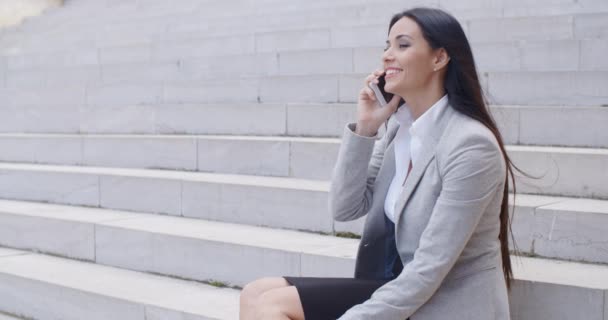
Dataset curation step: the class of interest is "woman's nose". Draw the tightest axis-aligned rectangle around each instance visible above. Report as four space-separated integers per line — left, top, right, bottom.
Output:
382 49 393 63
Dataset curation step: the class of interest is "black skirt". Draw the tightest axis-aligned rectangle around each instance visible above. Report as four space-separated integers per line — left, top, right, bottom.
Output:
283 276 398 320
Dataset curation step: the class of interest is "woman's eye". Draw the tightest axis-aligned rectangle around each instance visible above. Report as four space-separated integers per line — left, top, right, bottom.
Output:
383 44 409 51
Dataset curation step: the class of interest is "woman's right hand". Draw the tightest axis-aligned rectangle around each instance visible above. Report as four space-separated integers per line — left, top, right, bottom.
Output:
355 69 402 137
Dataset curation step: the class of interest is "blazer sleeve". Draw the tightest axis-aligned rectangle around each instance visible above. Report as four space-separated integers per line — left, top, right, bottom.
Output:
338 132 507 319
329 122 390 222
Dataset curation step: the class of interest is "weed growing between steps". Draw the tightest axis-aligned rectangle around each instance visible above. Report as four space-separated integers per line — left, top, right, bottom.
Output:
335 232 362 239
0 310 35 320
147 270 243 290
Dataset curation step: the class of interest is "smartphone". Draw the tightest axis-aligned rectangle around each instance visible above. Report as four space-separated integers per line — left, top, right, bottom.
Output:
368 74 394 107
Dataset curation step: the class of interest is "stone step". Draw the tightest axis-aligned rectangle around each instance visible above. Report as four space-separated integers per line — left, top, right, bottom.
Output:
0 247 240 320
0 197 607 275
0 102 606 147
0 71 606 107
2 197 608 279
1 205 608 319
8 4 608 52
0 163 335 232
0 159 607 247
4 40 606 88
0 134 605 199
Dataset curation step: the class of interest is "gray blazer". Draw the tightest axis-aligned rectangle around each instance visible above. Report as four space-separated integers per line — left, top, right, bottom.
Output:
330 102 510 320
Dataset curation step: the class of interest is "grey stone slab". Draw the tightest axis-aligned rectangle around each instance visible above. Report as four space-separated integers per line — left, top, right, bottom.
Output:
101 62 180 84
472 42 521 72
301 244 357 278
0 58 5 88
163 79 259 104
255 29 331 53
508 194 566 254
86 84 163 107
46 66 102 87
197 137 290 177
2 86 86 107
489 106 520 145
6 49 99 70
534 199 608 264
95 224 301 287
0 169 99 207
5 69 47 88
0 135 82 165
286 103 357 137
182 182 332 232
79 104 157 134
509 279 604 320
509 146 608 198
575 13 608 39
487 71 608 106
0 103 81 133
353 47 384 74
278 48 353 75
469 15 574 43
83 136 197 170
503 1 608 17
520 40 579 71
581 39 608 71
99 176 181 216
519 106 608 148
0 212 94 261
259 75 338 103
99 44 153 64
338 73 366 103
0 252 240 319
0 272 146 320
155 103 286 135
331 24 386 48
289 140 339 180
176 53 279 81
154 35 256 60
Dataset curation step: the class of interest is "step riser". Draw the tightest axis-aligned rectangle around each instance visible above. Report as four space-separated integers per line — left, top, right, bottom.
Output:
0 169 335 232
0 225 605 320
0 104 606 148
5 10 608 56
1 72 607 107
3 39 608 79
509 279 605 320
0 271 602 320
0 104 608 148
0 138 605 198
1 194 607 278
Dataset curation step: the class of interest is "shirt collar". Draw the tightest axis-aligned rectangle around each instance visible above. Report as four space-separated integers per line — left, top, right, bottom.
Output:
393 103 414 126
408 94 449 138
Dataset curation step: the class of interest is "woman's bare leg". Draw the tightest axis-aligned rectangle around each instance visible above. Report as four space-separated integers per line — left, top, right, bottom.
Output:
255 286 305 320
240 277 301 320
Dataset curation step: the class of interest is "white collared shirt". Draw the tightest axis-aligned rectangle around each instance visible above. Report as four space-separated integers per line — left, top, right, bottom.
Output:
384 94 449 222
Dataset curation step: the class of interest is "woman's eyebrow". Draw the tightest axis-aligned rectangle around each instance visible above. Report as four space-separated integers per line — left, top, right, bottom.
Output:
385 34 413 44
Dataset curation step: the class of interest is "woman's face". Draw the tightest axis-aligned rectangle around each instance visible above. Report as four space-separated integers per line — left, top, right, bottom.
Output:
382 17 437 97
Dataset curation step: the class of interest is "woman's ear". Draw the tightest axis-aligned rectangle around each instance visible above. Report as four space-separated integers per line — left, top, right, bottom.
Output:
433 48 450 72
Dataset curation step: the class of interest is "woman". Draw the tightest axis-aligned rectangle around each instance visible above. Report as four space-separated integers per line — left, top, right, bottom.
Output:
240 7 517 320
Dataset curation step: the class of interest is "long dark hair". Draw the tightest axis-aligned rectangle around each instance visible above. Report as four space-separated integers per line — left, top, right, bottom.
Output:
388 7 525 290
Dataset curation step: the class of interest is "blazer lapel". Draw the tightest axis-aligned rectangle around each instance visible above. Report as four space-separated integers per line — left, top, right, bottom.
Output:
393 142 436 226
393 103 456 226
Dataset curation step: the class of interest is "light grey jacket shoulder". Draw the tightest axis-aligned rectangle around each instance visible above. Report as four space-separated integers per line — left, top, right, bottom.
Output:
329 102 510 320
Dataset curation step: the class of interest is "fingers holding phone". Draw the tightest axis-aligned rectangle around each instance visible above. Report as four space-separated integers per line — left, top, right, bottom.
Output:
355 69 401 136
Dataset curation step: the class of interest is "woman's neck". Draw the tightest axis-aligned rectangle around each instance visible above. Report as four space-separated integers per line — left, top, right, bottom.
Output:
402 84 446 121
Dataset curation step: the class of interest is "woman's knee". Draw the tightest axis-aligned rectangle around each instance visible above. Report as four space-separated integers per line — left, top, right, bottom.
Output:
240 277 289 304
256 286 304 320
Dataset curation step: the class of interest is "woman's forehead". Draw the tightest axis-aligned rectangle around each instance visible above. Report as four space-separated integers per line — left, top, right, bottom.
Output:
388 17 421 41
